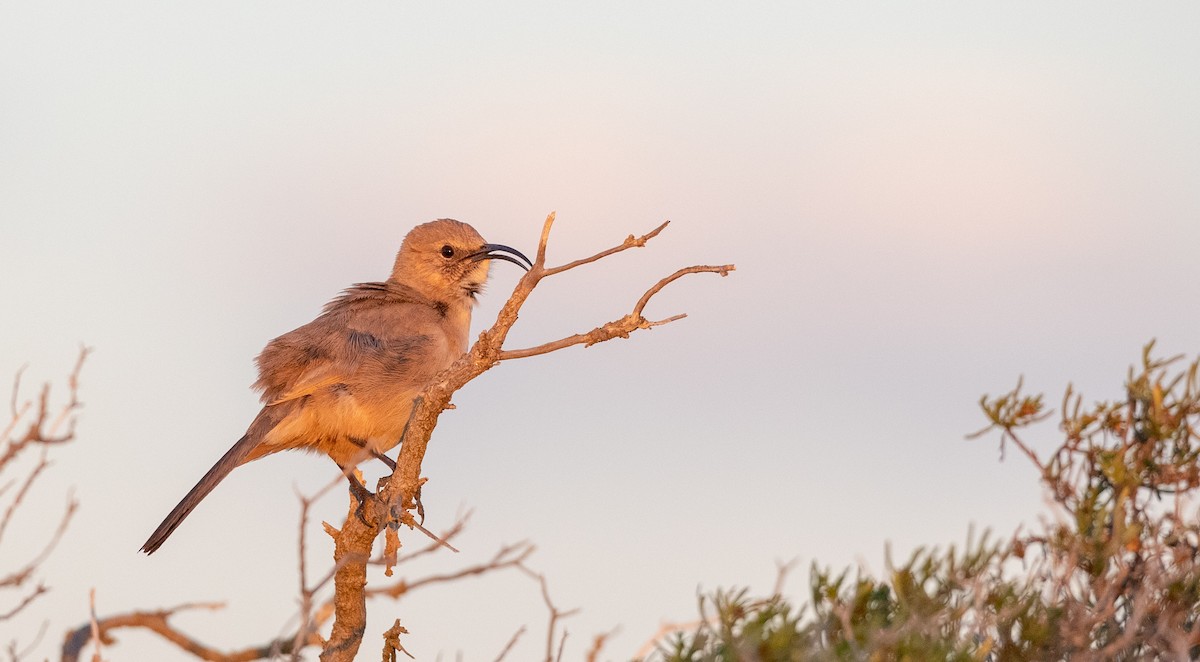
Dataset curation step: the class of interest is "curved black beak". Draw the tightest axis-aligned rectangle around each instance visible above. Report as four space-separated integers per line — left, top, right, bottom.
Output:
468 243 533 271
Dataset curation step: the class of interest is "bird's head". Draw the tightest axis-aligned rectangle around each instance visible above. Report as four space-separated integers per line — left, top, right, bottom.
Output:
390 219 531 305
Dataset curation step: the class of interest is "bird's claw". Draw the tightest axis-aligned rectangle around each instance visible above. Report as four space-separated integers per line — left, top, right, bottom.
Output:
346 474 374 527
371 449 397 471
382 486 424 527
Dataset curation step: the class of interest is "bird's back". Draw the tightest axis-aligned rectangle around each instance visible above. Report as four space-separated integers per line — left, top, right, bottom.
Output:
248 280 467 463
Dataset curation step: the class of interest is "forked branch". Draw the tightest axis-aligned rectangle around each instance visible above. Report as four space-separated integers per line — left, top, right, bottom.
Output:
319 214 734 661
2 349 87 654
61 601 315 662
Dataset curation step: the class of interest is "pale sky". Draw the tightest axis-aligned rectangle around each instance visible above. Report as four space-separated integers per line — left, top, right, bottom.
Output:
3 2 1200 660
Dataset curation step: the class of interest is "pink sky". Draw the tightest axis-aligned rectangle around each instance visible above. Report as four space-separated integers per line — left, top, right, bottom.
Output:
3 3 1199 659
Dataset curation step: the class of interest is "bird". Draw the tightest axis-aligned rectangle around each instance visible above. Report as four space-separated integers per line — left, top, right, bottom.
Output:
140 219 531 554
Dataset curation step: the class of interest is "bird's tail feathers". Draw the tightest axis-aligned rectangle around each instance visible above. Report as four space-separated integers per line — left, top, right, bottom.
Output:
140 407 285 554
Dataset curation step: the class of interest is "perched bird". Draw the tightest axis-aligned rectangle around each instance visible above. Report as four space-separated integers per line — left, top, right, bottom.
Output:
141 219 530 554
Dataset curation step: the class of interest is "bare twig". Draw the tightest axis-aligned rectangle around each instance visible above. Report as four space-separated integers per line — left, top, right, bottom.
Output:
314 214 732 660
541 220 670 277
382 511 471 566
290 480 339 660
87 589 102 662
0 583 46 621
0 448 50 545
408 520 460 554
555 629 568 662
366 542 534 601
0 492 77 592
631 619 707 660
0 492 77 632
0 351 87 656
381 620 412 661
517 563 579 662
584 627 617 662
491 626 525 662
1001 428 1044 473
61 602 317 662
499 264 733 361
1 348 88 475
772 557 799 597
9 619 48 662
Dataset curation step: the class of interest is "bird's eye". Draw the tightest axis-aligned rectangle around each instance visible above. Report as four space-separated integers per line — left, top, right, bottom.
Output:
440 245 455 259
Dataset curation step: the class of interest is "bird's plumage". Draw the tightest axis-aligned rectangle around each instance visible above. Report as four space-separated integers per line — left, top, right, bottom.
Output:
249 279 457 465
141 219 529 554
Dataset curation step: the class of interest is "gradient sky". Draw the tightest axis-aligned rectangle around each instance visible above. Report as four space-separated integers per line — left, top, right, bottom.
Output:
3 2 1200 660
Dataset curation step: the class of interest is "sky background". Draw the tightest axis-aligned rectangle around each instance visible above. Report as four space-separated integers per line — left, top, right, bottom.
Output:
3 2 1200 660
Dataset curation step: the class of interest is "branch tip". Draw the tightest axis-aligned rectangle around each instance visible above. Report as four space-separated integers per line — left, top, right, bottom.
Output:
535 212 556 267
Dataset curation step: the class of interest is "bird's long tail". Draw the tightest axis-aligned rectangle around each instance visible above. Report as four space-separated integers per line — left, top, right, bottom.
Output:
140 407 284 554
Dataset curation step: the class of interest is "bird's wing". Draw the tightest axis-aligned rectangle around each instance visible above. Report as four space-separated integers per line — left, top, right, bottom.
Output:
253 281 436 405
266 371 343 406
254 325 344 405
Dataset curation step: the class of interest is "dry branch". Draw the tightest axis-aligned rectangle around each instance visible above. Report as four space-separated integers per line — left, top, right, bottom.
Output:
380 619 412 661
492 625 526 662
365 541 533 601
1 349 88 658
53 217 729 661
518 562 579 662
60 601 315 662
63 494 526 661
318 214 733 660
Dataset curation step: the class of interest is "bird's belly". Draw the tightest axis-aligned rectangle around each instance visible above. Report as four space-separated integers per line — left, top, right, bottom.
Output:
263 388 418 464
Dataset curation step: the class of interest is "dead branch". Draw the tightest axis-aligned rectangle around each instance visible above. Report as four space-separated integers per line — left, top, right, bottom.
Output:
86 589 102 662
79 217 728 661
60 602 318 662
0 493 77 594
379 510 471 567
0 349 88 475
380 619 412 661
365 541 534 601
631 619 708 660
1 350 87 639
82 535 532 662
8 619 48 662
540 221 669 277
318 214 733 660
319 494 374 662
0 583 46 621
492 626 526 662
0 449 50 546
1 347 88 475
517 562 579 662
583 627 617 662
498 263 732 361
289 479 344 660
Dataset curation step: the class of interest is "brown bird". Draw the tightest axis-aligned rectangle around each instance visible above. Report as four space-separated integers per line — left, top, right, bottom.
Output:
141 219 530 554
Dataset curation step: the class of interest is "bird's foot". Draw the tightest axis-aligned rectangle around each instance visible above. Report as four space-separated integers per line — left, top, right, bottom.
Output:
384 484 425 527
345 472 374 527
372 449 397 471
